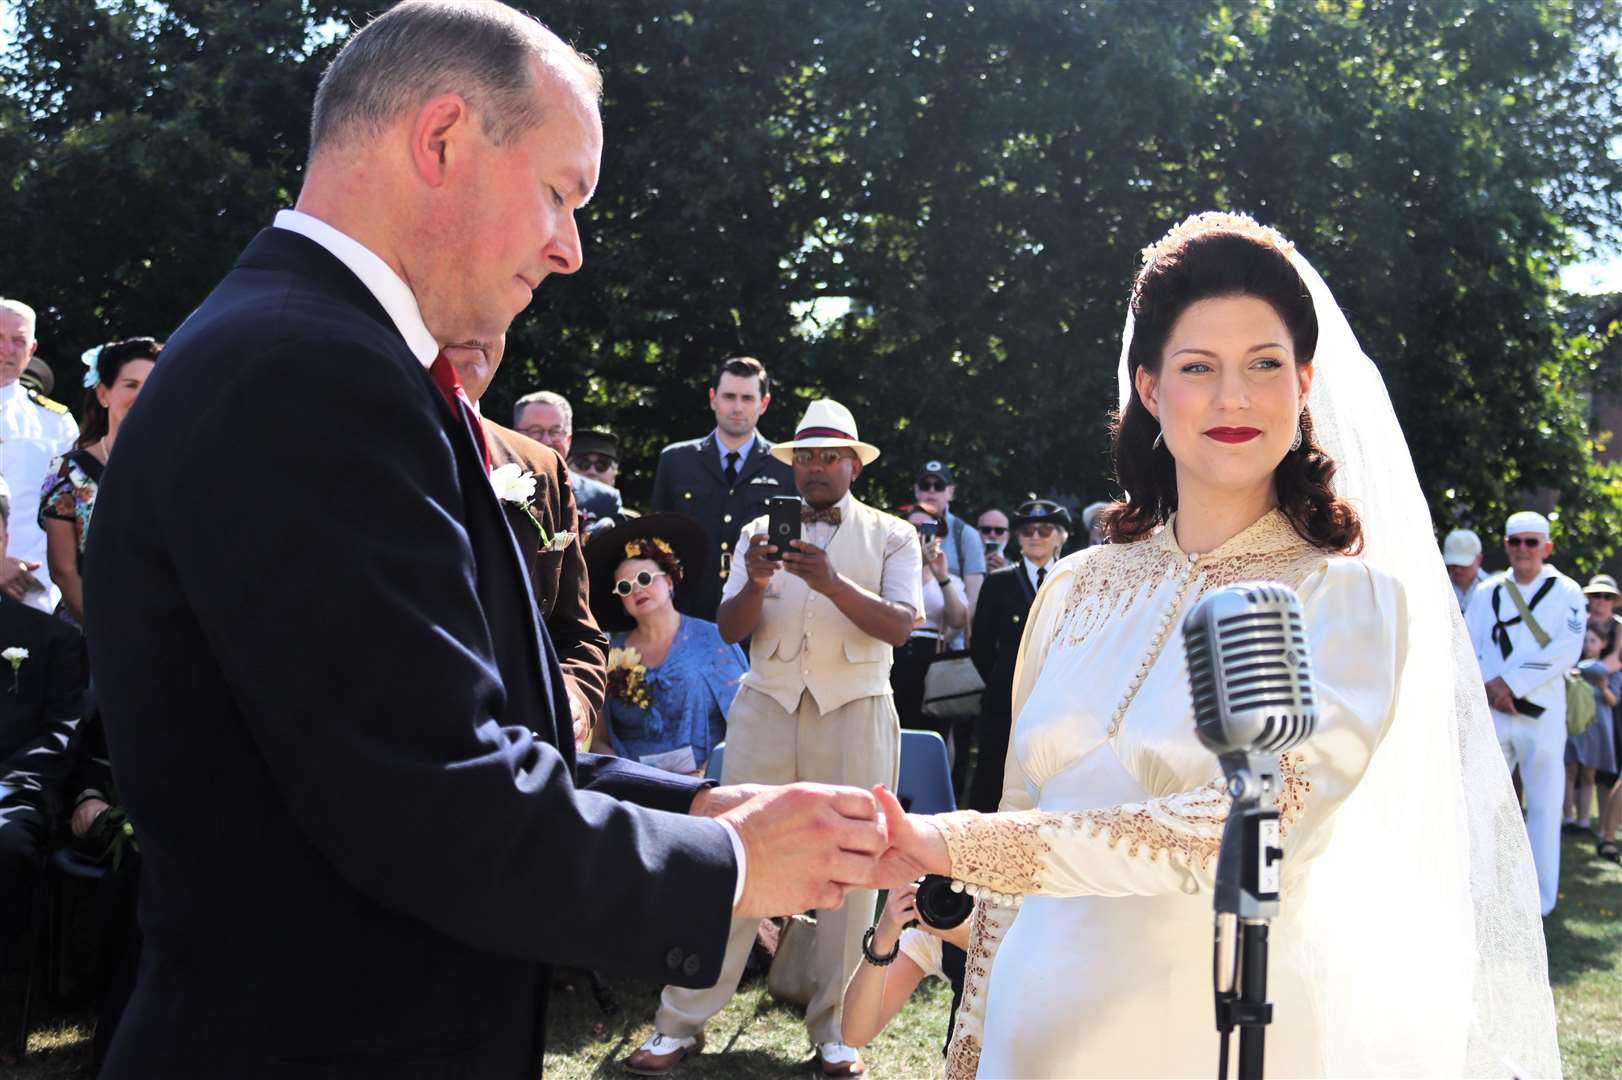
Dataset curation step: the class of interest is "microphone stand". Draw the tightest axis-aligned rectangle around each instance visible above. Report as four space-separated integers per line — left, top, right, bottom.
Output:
1211 751 1284 1080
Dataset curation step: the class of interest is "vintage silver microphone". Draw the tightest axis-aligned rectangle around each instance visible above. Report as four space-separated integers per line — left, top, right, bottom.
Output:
1181 581 1319 1080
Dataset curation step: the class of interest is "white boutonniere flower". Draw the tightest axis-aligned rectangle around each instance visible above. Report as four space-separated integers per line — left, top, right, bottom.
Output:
2 646 27 694
489 463 551 546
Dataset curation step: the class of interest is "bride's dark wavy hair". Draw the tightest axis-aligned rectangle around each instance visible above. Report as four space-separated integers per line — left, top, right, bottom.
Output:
1101 215 1363 554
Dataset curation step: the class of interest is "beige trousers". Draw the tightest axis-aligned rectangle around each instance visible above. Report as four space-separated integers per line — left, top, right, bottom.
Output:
654 685 900 1045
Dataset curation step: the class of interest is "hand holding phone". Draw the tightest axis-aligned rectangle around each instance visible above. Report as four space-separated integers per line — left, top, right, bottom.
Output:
765 496 802 562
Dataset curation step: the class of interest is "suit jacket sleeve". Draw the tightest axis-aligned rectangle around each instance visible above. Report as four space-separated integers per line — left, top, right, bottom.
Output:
0 618 83 796
969 578 1000 680
547 449 608 725
171 340 735 980
650 446 674 513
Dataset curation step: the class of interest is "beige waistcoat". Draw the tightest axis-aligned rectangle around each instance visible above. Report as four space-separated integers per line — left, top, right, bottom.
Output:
741 498 896 714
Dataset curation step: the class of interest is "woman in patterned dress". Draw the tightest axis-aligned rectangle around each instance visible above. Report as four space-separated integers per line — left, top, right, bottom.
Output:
874 214 1558 1078
41 337 159 623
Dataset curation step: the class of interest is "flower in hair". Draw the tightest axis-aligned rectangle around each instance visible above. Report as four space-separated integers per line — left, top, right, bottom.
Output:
80 345 103 389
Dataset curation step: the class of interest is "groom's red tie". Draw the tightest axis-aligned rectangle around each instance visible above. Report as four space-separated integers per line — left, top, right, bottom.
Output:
429 350 491 474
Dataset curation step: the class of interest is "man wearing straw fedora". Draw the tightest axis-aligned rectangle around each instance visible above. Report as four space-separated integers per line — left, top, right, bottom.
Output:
627 400 921 1078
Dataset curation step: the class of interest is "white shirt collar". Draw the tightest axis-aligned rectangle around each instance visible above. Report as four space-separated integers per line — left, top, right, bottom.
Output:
273 210 439 369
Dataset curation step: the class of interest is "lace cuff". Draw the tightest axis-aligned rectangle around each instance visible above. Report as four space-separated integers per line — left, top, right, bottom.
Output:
939 756 1311 900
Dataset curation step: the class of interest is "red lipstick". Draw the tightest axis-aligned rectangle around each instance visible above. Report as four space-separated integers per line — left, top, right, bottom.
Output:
1204 427 1262 444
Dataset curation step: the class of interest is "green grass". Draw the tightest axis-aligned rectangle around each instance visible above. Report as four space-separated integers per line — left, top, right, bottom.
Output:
1547 831 1622 1080
13 833 1621 1078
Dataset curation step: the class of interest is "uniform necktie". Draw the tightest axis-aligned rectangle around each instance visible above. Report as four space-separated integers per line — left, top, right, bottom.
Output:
801 506 842 525
429 351 490 474
1036 565 1047 590
724 450 740 486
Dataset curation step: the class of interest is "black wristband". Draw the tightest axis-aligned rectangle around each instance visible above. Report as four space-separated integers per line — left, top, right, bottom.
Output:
861 925 900 967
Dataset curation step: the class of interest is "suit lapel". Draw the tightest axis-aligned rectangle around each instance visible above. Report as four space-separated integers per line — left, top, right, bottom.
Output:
733 437 776 486
424 373 569 762
695 432 726 486
1015 565 1037 604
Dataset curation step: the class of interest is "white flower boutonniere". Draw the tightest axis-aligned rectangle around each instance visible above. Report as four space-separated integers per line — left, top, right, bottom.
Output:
489 463 551 547
2 646 28 694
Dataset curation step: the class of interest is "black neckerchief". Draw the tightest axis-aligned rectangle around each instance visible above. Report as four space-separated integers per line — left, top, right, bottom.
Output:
1490 575 1558 660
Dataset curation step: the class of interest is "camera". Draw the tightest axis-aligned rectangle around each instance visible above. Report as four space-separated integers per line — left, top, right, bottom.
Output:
912 874 974 930
915 520 941 541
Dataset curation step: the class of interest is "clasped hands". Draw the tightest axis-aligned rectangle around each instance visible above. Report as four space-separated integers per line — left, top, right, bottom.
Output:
691 782 951 920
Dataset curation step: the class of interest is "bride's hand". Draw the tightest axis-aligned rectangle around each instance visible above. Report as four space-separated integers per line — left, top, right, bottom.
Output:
872 784 952 885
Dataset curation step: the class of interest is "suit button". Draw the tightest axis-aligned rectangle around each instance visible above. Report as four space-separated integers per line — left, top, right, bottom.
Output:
666 947 684 970
682 954 702 977
721 541 730 551
684 492 693 500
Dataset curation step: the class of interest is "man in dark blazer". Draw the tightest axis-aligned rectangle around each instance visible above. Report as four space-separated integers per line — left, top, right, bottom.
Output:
967 499 1070 813
445 337 607 750
82 5 888 1076
0 481 83 1057
650 357 794 620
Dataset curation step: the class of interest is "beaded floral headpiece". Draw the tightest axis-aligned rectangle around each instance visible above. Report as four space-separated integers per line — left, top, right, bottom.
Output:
1138 211 1294 271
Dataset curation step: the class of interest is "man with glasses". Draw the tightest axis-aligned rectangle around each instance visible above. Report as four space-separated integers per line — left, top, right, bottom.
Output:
1464 510 1586 915
913 461 985 615
628 399 920 1079
975 508 1011 572
650 357 795 621
567 429 620 489
513 389 624 530
967 500 1070 812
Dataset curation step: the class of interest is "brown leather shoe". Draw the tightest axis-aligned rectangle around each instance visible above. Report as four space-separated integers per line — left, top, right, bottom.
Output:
623 1031 704 1076
815 1041 865 1076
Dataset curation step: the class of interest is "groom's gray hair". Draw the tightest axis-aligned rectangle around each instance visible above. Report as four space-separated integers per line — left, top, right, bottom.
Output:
309 0 601 158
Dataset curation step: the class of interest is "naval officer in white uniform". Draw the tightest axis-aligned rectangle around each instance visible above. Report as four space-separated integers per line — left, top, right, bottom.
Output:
1464 509 1586 915
0 299 80 613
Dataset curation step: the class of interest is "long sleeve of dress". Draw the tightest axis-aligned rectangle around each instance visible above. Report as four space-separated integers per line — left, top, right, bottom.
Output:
936 558 1405 902
944 558 1072 1078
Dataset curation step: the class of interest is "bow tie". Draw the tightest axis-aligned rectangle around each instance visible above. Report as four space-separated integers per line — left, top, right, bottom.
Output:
801 506 842 525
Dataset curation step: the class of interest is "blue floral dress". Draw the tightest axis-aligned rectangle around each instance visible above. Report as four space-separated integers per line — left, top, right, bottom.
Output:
606 616 746 774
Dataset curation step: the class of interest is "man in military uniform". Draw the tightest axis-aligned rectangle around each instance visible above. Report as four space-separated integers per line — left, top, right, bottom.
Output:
1463 510 1586 915
649 357 793 621
967 499 1069 813
0 299 79 613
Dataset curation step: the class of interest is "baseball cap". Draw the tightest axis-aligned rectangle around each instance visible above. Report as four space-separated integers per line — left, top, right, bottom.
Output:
1441 529 1482 567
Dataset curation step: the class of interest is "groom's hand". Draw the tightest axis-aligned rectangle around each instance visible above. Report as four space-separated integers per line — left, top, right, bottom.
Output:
721 783 888 919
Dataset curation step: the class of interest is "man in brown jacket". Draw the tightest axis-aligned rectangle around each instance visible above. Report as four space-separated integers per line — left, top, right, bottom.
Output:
444 337 608 750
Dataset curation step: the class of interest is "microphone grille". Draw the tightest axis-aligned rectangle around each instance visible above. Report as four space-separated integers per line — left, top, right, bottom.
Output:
1184 581 1317 755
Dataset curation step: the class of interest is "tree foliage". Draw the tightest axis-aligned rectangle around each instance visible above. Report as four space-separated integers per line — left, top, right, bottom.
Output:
4 0 1622 567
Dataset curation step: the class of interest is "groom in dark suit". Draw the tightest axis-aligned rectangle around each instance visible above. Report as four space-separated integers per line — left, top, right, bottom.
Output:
84 4 889 1076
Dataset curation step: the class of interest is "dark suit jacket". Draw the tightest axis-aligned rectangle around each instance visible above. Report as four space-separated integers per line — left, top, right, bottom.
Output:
82 227 736 1078
484 421 608 728
967 564 1039 812
650 432 794 620
0 598 84 810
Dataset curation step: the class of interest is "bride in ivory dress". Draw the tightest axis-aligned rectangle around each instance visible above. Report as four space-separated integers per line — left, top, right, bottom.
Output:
875 213 1560 1078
